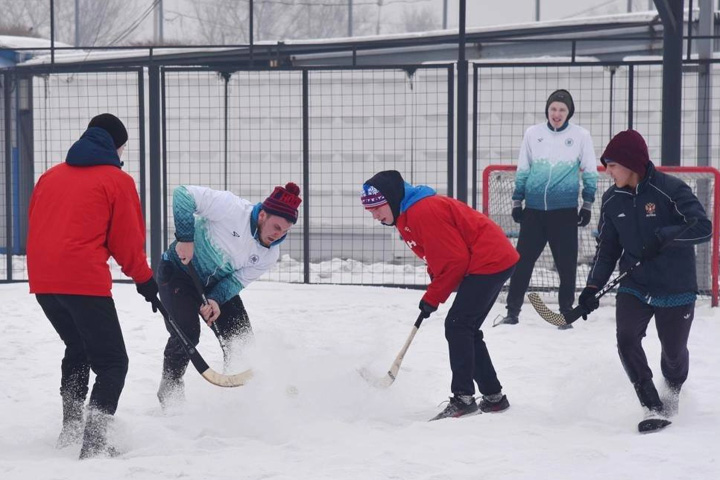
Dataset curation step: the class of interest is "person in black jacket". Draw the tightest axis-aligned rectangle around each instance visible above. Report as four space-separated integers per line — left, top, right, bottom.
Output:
578 130 712 432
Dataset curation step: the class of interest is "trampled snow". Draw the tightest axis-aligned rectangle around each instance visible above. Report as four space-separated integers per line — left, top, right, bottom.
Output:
0 282 717 479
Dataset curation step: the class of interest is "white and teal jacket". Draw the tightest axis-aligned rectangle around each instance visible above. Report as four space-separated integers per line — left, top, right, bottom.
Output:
512 122 598 211
167 185 283 305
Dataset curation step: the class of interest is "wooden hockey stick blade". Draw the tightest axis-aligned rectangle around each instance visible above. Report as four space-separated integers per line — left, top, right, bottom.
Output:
360 315 423 388
158 301 253 388
200 367 254 387
358 367 395 388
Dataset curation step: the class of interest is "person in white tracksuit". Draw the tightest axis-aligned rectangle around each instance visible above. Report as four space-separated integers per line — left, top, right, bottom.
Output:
155 182 301 408
498 90 599 329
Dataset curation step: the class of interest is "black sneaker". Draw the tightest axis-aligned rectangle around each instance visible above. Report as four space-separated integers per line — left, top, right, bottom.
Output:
479 394 510 413
429 395 479 421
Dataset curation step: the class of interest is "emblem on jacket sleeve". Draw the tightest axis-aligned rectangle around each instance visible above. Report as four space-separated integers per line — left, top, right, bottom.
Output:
644 203 656 217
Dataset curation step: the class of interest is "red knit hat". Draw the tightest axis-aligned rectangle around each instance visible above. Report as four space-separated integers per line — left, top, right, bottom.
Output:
600 129 650 175
262 182 302 224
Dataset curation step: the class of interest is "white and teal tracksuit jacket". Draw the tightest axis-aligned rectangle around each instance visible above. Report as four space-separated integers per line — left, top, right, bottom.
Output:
167 185 282 305
512 122 599 211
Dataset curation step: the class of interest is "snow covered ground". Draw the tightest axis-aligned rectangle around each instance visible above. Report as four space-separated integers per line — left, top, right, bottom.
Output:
0 281 718 480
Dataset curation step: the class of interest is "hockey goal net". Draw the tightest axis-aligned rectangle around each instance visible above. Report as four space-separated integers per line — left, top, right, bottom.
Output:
482 165 720 307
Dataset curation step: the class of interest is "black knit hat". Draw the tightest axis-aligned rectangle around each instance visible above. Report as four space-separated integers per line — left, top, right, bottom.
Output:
362 170 406 226
88 113 128 149
545 89 575 121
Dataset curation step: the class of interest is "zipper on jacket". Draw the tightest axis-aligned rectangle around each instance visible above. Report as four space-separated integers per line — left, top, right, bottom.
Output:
544 163 554 210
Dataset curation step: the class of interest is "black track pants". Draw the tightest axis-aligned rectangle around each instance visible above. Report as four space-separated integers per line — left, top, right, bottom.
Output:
444 266 515 396
156 258 252 381
616 293 694 387
506 208 578 316
36 294 128 415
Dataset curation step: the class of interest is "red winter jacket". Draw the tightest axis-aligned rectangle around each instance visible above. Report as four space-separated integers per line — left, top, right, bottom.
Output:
396 194 519 308
27 128 152 297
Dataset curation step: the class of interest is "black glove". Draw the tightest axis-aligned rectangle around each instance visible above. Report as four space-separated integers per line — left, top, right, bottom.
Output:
136 277 160 313
578 286 600 320
577 208 591 227
511 206 523 224
418 299 438 319
640 232 663 261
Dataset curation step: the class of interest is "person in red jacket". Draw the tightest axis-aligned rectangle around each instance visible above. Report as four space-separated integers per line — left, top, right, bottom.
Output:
361 170 519 421
27 113 158 459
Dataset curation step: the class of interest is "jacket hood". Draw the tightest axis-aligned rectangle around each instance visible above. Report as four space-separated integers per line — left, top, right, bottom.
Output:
363 170 406 226
65 127 123 168
399 183 436 213
364 170 436 225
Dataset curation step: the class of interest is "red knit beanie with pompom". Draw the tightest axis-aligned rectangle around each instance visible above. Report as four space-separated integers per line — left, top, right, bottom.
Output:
262 182 302 224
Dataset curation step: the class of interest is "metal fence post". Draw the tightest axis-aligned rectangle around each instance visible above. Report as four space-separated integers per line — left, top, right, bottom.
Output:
302 69 310 284
148 65 163 271
456 0 468 203
447 66 454 198
657 0 684 165
3 72 12 280
471 63 478 209
628 64 634 130
138 69 147 220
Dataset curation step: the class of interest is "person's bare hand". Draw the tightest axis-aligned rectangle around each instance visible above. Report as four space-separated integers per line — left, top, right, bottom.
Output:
175 242 194 265
199 299 220 326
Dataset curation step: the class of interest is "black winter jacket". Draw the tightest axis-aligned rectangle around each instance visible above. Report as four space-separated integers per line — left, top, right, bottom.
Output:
587 162 713 297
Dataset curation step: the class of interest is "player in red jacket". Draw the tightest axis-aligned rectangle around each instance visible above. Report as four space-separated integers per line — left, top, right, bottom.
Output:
361 170 519 420
27 114 157 459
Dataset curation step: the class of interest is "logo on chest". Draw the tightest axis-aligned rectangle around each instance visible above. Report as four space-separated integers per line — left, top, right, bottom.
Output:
565 138 574 147
249 254 260 265
644 203 656 217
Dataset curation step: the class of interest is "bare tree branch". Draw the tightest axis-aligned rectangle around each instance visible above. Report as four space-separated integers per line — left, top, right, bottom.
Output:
0 0 141 46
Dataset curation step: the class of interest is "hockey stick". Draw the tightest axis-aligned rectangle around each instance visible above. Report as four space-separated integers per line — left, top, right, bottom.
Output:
156 301 253 387
186 263 222 337
183 262 254 384
529 218 698 327
359 312 425 388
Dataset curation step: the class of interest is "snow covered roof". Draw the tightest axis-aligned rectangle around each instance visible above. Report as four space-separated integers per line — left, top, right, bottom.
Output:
11 10 675 68
280 11 662 46
1 35 64 50
0 35 73 67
